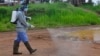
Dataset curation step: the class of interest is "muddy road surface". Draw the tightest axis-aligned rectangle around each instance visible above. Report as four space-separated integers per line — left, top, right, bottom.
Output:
1 26 100 56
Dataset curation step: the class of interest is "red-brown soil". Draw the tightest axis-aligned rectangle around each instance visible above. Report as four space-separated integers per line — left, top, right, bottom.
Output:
0 28 100 56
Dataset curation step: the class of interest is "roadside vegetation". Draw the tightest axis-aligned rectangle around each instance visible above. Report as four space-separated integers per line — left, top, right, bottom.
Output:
0 2 100 31
81 3 100 14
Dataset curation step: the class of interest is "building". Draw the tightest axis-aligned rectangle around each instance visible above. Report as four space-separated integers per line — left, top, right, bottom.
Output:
0 0 19 6
67 0 100 6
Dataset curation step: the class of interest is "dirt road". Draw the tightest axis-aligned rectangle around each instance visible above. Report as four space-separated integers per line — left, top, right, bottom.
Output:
0 27 100 56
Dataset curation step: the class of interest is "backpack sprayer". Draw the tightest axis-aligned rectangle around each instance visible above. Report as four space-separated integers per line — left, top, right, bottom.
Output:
11 0 30 24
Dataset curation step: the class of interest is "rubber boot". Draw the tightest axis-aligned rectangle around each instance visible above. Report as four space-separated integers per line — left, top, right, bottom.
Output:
13 40 22 55
24 42 37 54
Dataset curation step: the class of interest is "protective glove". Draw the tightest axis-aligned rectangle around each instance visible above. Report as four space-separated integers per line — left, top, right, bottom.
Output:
27 17 32 20
31 25 35 28
26 16 32 20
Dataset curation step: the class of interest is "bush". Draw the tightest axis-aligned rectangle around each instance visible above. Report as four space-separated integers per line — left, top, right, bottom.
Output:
0 3 100 31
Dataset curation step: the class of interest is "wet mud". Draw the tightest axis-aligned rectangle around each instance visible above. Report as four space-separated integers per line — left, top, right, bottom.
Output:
1 26 100 56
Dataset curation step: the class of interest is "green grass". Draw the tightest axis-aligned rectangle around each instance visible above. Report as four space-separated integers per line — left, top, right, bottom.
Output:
81 4 100 14
0 2 100 31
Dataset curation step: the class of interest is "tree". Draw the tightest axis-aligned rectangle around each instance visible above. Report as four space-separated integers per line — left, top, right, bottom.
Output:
67 0 72 3
71 0 80 6
88 0 92 4
68 0 85 6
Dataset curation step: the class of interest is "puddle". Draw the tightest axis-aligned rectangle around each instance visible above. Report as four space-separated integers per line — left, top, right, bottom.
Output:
48 27 100 42
69 30 94 41
47 27 100 56
69 29 100 43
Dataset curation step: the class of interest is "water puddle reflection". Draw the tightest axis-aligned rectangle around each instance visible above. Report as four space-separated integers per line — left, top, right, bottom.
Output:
69 29 100 42
47 27 100 56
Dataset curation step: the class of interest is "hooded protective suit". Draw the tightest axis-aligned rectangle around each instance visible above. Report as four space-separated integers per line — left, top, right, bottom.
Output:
13 1 37 55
